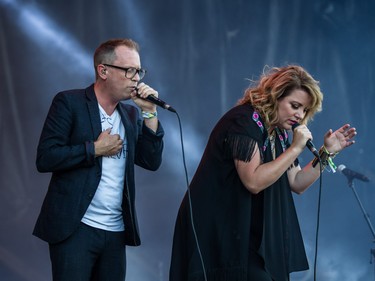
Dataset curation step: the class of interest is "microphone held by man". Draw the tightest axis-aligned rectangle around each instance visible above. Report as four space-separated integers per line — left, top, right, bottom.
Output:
134 87 176 112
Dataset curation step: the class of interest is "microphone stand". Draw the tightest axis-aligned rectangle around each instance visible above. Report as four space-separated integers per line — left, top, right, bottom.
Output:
346 178 375 279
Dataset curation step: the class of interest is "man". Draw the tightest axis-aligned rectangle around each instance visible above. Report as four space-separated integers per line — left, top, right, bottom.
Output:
33 38 164 281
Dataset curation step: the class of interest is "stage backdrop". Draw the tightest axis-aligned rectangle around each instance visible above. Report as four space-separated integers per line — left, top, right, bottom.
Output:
1 0 374 280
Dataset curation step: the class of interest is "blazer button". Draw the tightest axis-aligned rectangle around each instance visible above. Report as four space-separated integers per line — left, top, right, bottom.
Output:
88 193 94 198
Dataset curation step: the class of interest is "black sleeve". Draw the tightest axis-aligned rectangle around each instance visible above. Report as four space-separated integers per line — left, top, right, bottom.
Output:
223 114 264 163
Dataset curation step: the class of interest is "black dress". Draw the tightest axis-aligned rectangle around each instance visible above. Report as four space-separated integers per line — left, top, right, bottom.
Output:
169 104 308 281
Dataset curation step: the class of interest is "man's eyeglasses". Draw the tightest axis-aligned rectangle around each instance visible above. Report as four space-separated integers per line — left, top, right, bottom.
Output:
103 64 146 80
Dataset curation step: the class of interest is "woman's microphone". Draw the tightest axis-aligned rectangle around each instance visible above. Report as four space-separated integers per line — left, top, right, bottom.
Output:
292 123 319 157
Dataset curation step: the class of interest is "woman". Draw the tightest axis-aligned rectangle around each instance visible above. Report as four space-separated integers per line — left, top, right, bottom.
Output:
169 65 356 281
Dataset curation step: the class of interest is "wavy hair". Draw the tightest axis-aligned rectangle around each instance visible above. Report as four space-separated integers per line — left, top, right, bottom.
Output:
238 65 323 127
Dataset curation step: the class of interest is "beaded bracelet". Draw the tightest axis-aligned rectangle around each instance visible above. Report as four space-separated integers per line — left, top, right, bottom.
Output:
312 145 338 172
142 111 158 119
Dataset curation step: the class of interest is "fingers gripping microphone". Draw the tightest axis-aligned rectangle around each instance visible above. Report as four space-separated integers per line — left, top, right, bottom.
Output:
135 88 176 113
337 165 370 182
292 123 319 157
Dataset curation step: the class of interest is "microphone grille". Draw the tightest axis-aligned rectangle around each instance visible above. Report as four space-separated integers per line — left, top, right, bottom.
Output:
337 164 346 172
292 122 300 131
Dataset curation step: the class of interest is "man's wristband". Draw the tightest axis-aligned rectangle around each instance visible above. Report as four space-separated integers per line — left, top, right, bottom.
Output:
142 111 158 119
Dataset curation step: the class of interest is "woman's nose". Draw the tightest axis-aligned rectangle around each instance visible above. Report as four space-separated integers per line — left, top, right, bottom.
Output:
295 109 305 120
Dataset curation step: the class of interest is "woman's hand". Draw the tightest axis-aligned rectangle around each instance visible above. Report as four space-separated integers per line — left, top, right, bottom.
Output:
291 124 313 152
323 124 356 154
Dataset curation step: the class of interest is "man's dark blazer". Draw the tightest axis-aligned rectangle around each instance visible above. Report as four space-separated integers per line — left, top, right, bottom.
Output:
33 84 164 246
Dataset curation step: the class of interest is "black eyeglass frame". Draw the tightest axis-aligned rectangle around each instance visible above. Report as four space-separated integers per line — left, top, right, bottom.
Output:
102 63 146 79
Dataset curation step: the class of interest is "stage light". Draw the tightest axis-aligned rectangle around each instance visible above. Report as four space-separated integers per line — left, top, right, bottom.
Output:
1 0 91 73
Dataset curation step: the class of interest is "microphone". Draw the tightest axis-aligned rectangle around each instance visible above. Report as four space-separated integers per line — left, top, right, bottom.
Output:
337 164 370 182
292 123 319 157
135 88 176 112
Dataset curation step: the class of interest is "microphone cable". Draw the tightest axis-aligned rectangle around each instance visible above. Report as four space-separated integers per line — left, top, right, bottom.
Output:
313 157 323 281
138 91 207 279
292 122 323 280
174 110 208 281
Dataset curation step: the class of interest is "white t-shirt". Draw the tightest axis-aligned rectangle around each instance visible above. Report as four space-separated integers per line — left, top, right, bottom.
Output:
82 105 127 231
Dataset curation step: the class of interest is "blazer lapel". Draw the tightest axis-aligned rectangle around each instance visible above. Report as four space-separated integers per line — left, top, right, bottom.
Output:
117 104 135 152
85 85 102 139
85 85 102 168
